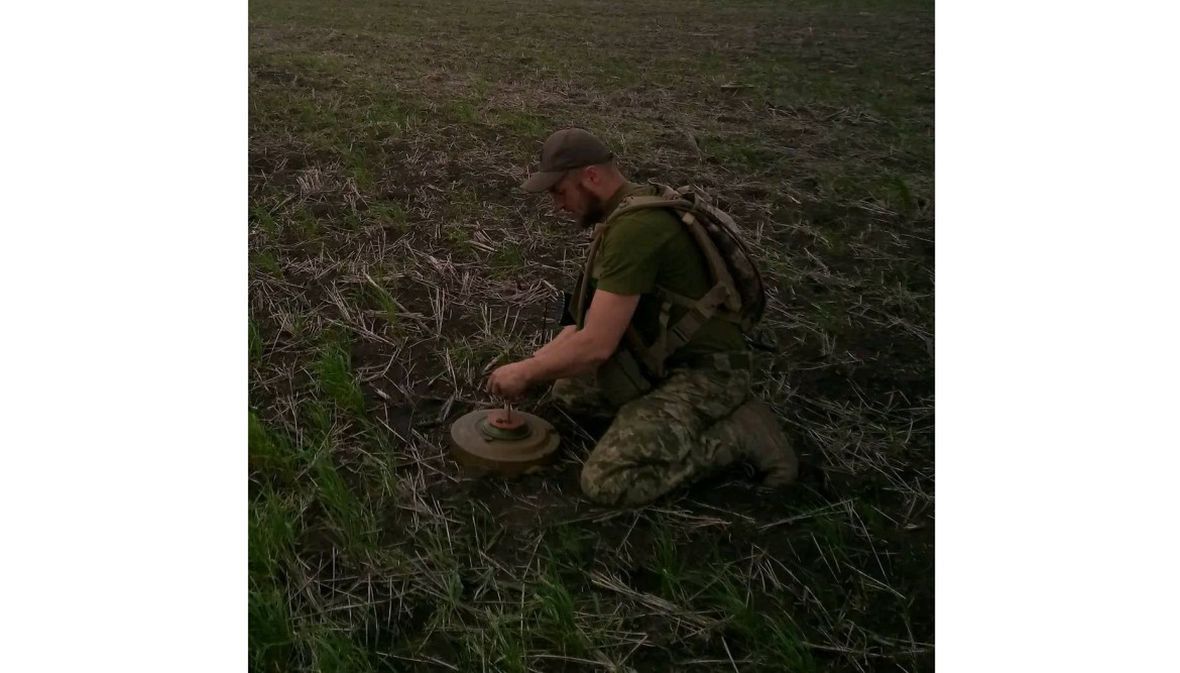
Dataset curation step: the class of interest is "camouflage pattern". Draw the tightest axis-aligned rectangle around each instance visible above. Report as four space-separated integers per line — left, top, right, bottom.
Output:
553 353 755 506
551 374 618 420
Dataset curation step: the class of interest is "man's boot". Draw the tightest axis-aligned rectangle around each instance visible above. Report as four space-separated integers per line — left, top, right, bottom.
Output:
724 400 799 487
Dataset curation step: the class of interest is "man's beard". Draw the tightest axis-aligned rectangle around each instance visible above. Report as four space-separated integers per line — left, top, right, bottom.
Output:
577 184 606 228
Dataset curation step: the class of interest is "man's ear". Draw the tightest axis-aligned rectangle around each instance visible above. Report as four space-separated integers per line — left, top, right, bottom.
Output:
580 164 599 187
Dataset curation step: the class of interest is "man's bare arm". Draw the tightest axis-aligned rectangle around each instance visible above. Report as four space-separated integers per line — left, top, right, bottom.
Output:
524 290 639 381
487 290 639 399
532 325 578 359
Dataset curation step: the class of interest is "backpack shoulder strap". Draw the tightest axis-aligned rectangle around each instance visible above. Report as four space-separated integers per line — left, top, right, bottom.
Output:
604 195 691 224
572 222 610 328
579 185 751 377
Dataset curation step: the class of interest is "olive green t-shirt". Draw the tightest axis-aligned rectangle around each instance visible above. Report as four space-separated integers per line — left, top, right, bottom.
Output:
588 182 746 365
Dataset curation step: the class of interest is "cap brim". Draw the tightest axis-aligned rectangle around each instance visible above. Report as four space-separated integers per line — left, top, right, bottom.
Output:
520 170 565 193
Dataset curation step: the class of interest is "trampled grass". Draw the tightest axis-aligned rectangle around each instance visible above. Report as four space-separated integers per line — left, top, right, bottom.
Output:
250 0 934 670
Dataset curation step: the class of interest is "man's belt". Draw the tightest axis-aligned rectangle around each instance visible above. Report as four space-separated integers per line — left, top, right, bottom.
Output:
674 351 753 372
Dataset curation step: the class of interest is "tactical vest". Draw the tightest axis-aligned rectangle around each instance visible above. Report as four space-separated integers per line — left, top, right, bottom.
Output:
573 183 767 395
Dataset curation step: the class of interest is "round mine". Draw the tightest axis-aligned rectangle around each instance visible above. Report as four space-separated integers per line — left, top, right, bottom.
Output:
448 408 560 476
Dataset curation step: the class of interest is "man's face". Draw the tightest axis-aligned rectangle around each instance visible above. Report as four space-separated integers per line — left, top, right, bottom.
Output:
549 170 605 228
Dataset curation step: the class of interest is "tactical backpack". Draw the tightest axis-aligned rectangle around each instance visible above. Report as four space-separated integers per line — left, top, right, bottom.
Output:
572 182 767 385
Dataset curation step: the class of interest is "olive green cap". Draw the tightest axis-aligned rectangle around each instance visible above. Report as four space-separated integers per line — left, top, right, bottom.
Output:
520 128 614 192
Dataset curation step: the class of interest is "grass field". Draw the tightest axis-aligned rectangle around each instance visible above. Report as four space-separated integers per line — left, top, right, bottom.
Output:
249 0 934 670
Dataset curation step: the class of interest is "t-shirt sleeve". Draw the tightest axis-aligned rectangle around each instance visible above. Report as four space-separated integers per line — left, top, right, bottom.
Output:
593 212 679 295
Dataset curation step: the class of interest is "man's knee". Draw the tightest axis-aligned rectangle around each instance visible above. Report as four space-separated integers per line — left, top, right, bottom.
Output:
579 457 622 505
578 435 680 507
579 458 659 507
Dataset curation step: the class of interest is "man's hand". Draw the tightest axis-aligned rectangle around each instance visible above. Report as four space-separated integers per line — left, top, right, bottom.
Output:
486 360 534 401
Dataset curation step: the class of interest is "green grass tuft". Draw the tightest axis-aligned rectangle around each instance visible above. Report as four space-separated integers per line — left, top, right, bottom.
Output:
365 282 400 329
534 570 585 655
315 333 366 417
310 453 377 557
651 526 687 600
366 200 407 229
307 628 376 673
249 580 295 673
249 485 301 577
249 412 299 483
249 319 264 363
253 250 282 276
490 243 525 278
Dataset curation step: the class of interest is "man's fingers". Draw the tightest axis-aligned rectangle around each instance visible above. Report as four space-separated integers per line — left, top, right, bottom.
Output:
486 372 501 396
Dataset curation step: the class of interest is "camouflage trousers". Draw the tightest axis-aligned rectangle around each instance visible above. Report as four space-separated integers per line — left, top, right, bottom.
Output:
552 354 753 506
